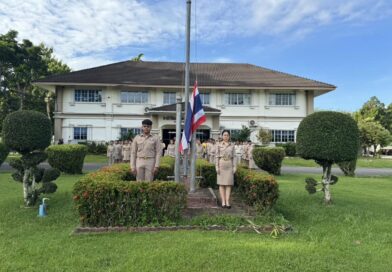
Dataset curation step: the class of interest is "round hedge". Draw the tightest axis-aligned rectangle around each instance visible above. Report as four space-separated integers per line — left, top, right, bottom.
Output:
2 110 52 154
0 142 9 166
46 144 88 174
252 147 285 175
296 111 359 163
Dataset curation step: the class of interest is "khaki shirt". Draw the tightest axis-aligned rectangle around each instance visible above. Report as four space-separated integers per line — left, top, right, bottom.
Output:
215 142 236 170
131 134 161 169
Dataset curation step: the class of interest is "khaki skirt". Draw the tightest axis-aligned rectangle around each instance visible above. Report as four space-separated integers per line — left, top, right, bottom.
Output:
217 159 234 186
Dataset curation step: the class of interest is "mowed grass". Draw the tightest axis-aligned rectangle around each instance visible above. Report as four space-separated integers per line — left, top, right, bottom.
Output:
282 156 392 168
0 172 392 271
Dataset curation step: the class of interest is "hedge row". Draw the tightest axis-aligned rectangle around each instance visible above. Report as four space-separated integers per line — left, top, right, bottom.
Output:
0 142 9 167
252 147 285 175
235 166 279 211
46 144 88 174
73 160 186 227
276 142 297 157
197 159 279 211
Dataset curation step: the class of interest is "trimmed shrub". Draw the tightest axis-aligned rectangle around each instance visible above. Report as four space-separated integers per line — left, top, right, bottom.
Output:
235 166 279 211
276 142 297 157
156 156 175 181
297 111 359 163
296 111 360 204
73 164 187 227
2 110 58 206
2 110 52 154
47 144 88 174
337 159 357 177
252 147 285 175
196 159 217 188
0 142 9 167
79 141 108 154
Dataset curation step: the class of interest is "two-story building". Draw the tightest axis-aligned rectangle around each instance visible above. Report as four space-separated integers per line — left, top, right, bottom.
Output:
34 61 335 145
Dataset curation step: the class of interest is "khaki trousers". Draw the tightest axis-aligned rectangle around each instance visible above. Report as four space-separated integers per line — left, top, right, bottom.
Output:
136 158 155 182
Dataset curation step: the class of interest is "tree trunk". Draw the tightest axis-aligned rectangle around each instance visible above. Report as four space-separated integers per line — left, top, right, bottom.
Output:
17 82 24 110
322 163 332 204
22 168 31 206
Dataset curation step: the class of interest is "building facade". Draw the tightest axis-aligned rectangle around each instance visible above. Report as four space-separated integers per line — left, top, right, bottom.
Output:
35 61 335 145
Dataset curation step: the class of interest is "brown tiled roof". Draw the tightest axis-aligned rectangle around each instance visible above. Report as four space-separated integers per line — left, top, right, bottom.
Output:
35 61 335 89
149 102 221 113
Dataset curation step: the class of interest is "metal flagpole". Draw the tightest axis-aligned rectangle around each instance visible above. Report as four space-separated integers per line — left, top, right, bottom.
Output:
183 0 191 180
174 96 182 182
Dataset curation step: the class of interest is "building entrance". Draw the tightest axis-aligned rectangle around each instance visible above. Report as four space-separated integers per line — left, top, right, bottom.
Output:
162 129 210 147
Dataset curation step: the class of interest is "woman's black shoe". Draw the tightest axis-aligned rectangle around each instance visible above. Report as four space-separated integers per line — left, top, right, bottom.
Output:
221 204 226 208
226 205 231 209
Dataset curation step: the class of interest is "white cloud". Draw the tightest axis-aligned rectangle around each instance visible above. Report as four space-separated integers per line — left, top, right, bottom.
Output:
0 0 390 70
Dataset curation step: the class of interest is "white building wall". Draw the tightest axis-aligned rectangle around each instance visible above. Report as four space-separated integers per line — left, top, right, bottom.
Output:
58 86 310 142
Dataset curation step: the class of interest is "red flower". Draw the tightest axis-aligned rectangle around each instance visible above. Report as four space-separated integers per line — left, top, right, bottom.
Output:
82 191 89 199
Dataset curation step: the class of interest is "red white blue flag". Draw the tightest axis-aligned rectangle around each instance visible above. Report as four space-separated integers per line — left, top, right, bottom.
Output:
179 81 206 153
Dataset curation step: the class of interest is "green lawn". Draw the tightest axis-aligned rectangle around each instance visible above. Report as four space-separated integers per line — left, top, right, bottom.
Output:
6 153 108 164
283 156 392 168
0 172 391 271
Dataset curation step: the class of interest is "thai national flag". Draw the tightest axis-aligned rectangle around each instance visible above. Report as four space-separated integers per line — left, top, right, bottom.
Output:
179 81 206 153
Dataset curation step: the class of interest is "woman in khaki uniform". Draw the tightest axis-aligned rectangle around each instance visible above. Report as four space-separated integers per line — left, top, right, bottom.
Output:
122 140 131 163
215 130 236 208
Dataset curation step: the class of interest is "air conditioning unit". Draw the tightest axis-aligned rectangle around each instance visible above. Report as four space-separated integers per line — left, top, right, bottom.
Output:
248 120 257 127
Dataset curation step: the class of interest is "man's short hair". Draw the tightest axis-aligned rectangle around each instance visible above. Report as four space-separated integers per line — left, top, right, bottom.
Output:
142 119 153 126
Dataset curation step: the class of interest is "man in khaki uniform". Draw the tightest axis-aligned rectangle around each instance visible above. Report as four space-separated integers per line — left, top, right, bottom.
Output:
131 119 161 181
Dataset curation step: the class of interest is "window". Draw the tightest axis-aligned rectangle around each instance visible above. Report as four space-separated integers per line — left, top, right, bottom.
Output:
74 127 88 140
271 130 295 143
269 93 295 106
199 93 210 105
224 93 251 105
120 128 142 137
163 92 176 104
121 91 148 104
74 89 102 102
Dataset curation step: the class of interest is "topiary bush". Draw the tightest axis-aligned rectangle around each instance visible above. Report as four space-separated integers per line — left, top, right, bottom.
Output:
297 111 360 204
235 166 279 212
252 147 285 175
0 142 9 167
73 164 187 227
2 110 52 154
2 110 59 206
46 144 88 174
337 159 357 177
196 159 217 188
276 142 297 157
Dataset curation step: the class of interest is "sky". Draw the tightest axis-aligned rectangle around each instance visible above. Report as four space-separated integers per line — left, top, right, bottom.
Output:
1 0 392 112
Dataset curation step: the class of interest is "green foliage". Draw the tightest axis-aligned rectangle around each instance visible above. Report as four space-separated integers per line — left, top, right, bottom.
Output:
2 110 52 154
337 159 357 177
252 147 285 175
0 30 71 130
297 111 360 164
358 120 391 156
46 144 88 174
235 166 279 212
78 141 107 154
9 156 59 205
73 164 187 227
0 142 9 166
256 127 272 145
354 96 391 133
276 142 297 157
156 156 175 181
232 125 251 142
196 159 217 188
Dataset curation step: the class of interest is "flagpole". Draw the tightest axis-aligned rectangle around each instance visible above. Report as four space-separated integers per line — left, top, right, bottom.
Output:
183 0 192 181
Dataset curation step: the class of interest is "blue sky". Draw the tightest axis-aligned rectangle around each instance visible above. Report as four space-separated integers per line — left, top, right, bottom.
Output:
1 0 391 111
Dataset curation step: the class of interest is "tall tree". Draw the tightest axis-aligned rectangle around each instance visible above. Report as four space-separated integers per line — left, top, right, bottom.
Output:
0 30 70 131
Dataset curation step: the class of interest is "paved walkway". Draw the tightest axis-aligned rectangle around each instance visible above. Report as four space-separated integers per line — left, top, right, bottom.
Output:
1 162 391 177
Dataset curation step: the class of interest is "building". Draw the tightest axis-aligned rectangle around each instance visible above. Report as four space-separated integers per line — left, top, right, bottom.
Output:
34 61 335 145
